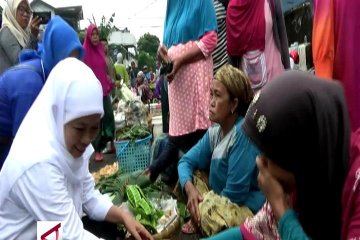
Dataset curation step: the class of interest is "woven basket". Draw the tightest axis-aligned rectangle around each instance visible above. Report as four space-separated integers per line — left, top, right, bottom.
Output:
115 134 152 173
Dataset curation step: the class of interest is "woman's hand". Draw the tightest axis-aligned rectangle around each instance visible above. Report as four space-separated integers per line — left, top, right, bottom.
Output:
105 206 153 240
121 210 154 240
185 181 203 225
157 45 170 63
30 16 41 37
166 56 183 83
256 156 290 221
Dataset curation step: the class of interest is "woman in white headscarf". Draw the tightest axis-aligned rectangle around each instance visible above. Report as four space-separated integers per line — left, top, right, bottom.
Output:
0 58 153 240
114 52 130 86
0 0 41 74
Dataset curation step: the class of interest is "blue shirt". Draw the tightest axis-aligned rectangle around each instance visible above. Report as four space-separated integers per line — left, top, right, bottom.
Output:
0 59 44 168
178 117 265 213
0 16 84 169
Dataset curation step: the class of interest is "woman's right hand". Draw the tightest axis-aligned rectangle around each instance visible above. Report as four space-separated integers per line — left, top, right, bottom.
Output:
157 45 170 63
30 16 41 37
185 181 203 225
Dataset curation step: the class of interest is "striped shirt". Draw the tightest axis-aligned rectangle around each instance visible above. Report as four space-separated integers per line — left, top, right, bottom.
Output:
213 0 228 75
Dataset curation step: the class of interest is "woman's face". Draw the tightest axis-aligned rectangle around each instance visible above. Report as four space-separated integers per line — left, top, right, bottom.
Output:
91 29 100 46
16 1 31 29
64 114 101 158
209 80 237 124
258 155 296 193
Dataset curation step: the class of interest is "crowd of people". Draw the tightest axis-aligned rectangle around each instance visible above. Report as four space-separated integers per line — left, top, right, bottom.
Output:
0 0 360 239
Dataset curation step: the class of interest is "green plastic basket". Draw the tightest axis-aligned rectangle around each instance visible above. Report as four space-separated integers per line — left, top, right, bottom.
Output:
115 135 152 173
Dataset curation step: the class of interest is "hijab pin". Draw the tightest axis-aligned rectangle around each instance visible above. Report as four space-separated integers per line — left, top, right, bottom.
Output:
246 91 261 116
253 91 261 104
252 109 258 119
256 115 267 133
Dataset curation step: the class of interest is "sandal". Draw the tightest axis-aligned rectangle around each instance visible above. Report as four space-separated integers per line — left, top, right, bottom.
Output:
181 219 197 234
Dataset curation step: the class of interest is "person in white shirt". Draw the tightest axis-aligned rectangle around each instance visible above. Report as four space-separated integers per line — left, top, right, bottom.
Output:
0 58 153 240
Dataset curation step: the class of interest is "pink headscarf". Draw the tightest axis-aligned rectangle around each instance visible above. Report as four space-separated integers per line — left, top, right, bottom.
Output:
83 24 112 96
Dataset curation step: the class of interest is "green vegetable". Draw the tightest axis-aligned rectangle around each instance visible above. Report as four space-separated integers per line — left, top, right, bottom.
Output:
116 124 150 141
96 170 151 204
126 184 163 234
177 202 190 220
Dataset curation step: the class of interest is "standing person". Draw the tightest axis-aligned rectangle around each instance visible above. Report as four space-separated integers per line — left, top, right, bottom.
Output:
129 60 139 88
145 0 218 183
226 0 290 91
312 0 360 131
101 38 117 87
100 38 117 154
0 58 153 240
114 52 130 86
0 16 84 169
212 0 229 75
0 0 41 74
83 24 115 162
207 71 349 240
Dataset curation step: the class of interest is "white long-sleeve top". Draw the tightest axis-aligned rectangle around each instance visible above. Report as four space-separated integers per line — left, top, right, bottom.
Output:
0 161 112 240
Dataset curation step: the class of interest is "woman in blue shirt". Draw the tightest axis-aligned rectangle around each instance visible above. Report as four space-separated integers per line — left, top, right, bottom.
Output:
178 64 265 235
0 16 84 169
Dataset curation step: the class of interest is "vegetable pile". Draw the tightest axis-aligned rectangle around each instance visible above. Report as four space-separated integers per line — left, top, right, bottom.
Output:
95 170 151 205
116 124 150 141
126 185 163 234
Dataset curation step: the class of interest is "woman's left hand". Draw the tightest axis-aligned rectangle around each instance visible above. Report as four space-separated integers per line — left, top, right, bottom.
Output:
30 16 41 37
166 56 183 83
256 156 290 220
121 210 154 240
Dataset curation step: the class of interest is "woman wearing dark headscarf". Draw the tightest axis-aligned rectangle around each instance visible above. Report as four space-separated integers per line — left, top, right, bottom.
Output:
83 24 115 161
207 71 350 239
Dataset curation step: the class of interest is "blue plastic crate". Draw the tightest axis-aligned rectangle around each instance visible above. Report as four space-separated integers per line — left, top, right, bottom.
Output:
115 134 152 173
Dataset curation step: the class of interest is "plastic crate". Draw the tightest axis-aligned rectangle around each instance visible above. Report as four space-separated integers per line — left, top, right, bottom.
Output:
115 134 152 173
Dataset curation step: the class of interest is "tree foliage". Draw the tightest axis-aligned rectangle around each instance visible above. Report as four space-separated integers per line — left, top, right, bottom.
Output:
88 13 119 40
137 51 155 71
78 30 85 44
137 33 160 59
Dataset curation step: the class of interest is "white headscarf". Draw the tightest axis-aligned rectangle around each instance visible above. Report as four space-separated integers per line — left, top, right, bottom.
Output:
1 0 31 47
116 52 123 64
0 58 104 206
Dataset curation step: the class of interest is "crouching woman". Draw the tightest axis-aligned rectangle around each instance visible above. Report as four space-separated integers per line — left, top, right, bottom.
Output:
177 65 265 236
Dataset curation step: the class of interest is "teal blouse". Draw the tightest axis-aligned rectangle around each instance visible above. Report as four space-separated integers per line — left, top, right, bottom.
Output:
204 209 310 240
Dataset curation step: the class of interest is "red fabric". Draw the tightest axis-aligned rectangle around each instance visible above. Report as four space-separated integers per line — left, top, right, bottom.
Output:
333 0 360 131
342 128 360 239
199 31 218 55
226 0 266 56
83 24 112 96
